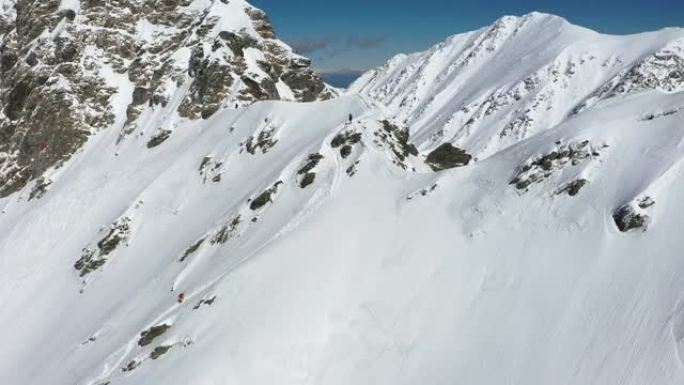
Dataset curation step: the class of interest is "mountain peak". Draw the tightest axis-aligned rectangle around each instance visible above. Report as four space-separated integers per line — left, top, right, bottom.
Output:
492 11 565 25
350 15 684 159
0 0 334 197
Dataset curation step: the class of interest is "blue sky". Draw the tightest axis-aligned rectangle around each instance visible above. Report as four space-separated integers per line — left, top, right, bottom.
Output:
250 0 683 73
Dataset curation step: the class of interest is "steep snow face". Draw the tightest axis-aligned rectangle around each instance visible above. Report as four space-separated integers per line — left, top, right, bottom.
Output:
2 89 684 385
2 8 684 385
350 12 684 159
0 0 333 197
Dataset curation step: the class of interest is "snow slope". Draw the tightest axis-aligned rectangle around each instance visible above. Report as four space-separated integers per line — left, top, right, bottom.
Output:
1 7 684 385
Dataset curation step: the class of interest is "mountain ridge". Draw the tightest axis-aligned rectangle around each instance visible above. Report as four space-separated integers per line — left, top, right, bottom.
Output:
350 11 684 159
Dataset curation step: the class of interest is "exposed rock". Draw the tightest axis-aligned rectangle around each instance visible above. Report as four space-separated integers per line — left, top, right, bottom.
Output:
346 162 359 177
331 132 362 148
28 177 52 201
407 184 439 201
613 47 684 94
238 75 274 102
138 324 171 347
180 239 205 262
245 7 276 39
331 131 362 158
97 220 131 256
198 156 223 183
425 143 472 171
640 106 684 122
638 196 656 209
374 120 419 168
74 218 131 277
122 360 139 373
199 156 213 172
219 31 258 57
244 126 278 154
0 0 118 197
193 296 218 310
556 179 588 197
211 216 241 244
73 250 105 278
510 140 601 190
300 173 316 188
297 153 324 175
280 70 329 102
613 205 649 232
250 181 282 210
150 345 172 360
297 154 323 188
339 145 352 159
179 61 237 119
147 129 173 148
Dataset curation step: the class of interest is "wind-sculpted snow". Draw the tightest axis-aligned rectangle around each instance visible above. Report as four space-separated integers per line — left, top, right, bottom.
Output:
1 7 684 385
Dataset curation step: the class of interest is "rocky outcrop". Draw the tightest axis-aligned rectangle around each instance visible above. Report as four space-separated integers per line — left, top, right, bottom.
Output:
331 130 362 159
425 143 471 171
250 181 282 211
555 178 588 197
613 205 649 232
374 120 419 169
297 153 324 188
509 140 602 191
0 0 116 197
613 43 684 94
613 197 656 233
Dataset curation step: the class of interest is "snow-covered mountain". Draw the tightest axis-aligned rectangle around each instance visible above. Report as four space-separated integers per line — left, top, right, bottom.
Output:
1 4 684 385
350 12 684 159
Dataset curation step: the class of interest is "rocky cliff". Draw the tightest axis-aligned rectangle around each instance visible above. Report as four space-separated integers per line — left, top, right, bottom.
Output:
0 0 333 197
